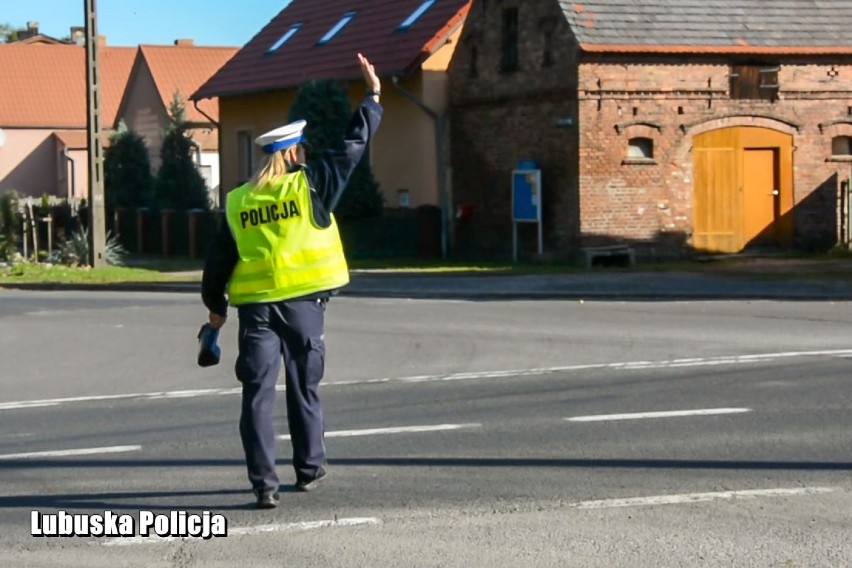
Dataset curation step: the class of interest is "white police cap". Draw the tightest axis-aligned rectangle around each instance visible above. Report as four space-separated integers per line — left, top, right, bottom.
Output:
254 119 307 154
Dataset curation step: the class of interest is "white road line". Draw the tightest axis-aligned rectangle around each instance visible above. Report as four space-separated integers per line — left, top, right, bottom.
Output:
278 423 481 440
3 348 851 412
0 445 141 460
102 517 381 546
572 487 836 510
566 408 752 422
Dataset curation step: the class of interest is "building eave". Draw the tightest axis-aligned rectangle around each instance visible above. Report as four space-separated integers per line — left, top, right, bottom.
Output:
579 43 852 55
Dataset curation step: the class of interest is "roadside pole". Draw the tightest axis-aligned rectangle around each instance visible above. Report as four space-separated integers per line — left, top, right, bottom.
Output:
84 0 107 267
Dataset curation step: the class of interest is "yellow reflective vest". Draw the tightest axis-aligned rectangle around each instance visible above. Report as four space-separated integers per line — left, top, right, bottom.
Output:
225 171 349 306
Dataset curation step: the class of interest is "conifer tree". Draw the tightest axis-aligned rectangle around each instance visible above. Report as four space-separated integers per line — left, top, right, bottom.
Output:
155 93 210 210
289 80 383 221
104 121 153 209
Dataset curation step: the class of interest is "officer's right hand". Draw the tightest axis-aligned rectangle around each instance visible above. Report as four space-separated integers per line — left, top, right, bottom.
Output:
208 312 227 329
357 53 380 94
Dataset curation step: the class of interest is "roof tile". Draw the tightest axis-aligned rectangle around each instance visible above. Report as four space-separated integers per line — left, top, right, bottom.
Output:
193 0 470 100
559 0 852 52
0 44 135 128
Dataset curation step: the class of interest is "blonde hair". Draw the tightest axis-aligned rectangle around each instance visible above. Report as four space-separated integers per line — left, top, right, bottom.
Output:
250 150 291 189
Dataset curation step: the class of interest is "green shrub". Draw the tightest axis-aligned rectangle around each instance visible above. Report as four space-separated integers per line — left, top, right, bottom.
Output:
49 228 127 267
0 190 20 260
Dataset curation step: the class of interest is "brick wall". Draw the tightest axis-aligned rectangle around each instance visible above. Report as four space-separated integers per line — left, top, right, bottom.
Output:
449 0 580 259
448 1 852 259
579 59 852 256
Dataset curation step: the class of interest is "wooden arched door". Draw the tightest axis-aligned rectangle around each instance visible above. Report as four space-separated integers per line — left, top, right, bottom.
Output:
693 126 793 253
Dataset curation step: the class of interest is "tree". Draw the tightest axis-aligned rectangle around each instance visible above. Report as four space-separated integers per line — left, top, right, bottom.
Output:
288 80 383 221
0 23 18 43
104 121 154 209
154 93 210 210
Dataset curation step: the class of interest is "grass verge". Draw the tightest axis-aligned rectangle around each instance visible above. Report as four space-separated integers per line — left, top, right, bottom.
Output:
0 262 201 284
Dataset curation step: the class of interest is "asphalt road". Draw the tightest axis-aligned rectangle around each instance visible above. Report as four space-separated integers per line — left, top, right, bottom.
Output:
0 290 850 567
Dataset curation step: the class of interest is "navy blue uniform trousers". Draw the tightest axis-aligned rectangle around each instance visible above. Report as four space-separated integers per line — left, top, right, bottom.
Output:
235 298 327 492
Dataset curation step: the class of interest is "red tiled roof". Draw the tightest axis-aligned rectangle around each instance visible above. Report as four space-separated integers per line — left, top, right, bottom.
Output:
0 43 136 128
137 45 238 124
192 0 470 100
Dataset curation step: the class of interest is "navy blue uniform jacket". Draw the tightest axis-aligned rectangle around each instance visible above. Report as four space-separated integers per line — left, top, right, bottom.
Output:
202 97 383 317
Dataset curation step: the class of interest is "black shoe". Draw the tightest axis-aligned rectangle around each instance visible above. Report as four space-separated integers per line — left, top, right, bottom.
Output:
255 488 280 509
295 467 328 492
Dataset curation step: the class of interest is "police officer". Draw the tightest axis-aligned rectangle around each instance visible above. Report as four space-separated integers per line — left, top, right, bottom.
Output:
201 53 382 509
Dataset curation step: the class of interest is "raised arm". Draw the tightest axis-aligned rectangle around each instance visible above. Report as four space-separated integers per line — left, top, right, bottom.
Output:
310 54 383 212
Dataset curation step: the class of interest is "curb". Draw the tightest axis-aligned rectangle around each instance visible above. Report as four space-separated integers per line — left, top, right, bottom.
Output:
3 280 852 301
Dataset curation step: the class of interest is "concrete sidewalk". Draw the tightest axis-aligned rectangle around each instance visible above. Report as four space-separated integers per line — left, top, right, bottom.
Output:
4 261 852 300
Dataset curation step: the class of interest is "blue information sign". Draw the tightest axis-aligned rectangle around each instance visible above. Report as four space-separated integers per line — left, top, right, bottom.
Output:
512 168 542 222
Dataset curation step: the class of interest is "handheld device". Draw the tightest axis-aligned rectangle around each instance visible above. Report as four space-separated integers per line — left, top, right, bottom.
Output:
197 323 221 367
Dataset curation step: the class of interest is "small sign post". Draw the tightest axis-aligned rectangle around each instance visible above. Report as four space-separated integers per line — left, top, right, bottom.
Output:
512 160 543 262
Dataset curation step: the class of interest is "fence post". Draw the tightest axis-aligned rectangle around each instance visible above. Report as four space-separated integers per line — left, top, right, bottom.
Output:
136 208 146 254
160 209 173 257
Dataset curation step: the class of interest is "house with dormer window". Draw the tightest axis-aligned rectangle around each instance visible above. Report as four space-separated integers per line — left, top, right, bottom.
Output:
449 0 852 259
191 0 470 216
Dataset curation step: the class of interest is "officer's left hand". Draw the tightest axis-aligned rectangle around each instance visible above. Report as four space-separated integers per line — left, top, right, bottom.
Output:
209 312 227 329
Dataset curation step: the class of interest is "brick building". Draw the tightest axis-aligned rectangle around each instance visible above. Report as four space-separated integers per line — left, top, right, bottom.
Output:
449 0 852 260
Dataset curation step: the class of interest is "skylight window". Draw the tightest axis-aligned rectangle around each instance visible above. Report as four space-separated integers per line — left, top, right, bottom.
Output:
399 0 436 30
318 12 355 45
268 23 302 52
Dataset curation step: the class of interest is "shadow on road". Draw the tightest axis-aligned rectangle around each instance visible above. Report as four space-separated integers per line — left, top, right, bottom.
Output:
1 456 850 510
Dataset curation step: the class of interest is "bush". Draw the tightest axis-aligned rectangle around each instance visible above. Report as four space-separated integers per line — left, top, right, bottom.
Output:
49 228 127 267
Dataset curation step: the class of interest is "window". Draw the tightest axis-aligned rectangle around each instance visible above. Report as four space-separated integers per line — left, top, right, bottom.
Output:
730 64 780 101
237 131 254 183
398 189 411 208
832 136 852 157
627 137 654 160
318 12 355 45
540 17 557 67
399 0 435 30
500 7 519 72
267 23 302 52
542 29 555 67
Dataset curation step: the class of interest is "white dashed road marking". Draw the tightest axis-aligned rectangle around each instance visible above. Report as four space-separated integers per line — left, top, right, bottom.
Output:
278 423 481 440
571 487 836 510
0 445 142 460
2 348 850 411
566 408 752 422
102 517 382 546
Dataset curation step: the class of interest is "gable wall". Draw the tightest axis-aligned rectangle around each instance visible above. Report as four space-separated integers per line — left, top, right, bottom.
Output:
119 63 169 174
449 0 580 258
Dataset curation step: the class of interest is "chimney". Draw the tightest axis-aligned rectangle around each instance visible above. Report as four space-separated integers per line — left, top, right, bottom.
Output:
97 35 107 48
70 26 85 46
174 39 194 47
16 21 39 41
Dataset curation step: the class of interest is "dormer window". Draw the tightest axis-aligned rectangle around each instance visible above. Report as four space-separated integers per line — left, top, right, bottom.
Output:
399 0 436 31
318 12 355 45
267 24 301 53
